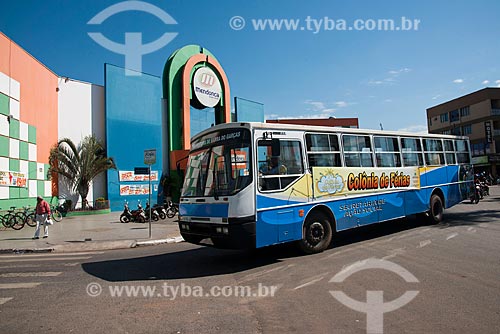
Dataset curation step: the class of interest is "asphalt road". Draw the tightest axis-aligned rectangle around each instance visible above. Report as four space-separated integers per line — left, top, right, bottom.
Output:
0 191 499 334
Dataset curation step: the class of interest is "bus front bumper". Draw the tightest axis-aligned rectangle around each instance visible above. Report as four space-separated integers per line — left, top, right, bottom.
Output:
178 215 256 249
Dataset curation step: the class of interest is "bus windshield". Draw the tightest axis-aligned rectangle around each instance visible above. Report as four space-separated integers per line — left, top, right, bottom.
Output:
181 129 252 197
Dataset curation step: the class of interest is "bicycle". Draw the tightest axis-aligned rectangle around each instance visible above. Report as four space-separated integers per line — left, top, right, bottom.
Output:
50 205 63 222
16 206 37 228
0 207 25 230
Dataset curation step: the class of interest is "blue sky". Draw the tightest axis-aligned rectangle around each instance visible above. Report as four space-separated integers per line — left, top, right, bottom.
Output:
1 0 499 132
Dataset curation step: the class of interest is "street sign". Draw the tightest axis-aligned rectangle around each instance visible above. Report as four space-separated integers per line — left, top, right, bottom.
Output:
134 167 150 175
144 149 156 165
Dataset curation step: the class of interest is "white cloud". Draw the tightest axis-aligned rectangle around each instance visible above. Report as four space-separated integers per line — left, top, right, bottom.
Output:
388 68 411 75
432 94 441 100
482 80 490 85
334 101 348 108
368 80 384 85
275 113 337 120
264 113 279 120
496 80 500 87
453 79 464 84
304 100 337 114
397 125 428 134
384 99 393 103
367 67 412 86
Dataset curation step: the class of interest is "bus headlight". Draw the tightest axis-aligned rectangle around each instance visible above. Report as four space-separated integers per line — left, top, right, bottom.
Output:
222 227 229 235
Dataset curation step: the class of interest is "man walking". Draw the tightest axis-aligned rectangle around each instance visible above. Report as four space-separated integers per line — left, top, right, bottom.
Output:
33 196 51 239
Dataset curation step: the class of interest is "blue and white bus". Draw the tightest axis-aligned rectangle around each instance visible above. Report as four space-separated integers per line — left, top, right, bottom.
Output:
178 122 473 253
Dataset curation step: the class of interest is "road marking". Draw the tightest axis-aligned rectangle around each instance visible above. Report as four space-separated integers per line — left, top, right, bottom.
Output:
467 227 477 233
417 240 432 248
382 247 406 260
293 274 327 290
0 297 13 305
0 272 62 278
0 256 92 263
446 233 458 240
63 263 79 267
0 283 42 289
239 265 287 283
0 251 103 258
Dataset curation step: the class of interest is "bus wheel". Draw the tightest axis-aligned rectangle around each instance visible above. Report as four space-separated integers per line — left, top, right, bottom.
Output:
298 212 332 254
429 194 444 224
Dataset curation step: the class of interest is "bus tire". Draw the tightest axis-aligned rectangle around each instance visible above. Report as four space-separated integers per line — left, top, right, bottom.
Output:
429 194 444 224
298 212 332 254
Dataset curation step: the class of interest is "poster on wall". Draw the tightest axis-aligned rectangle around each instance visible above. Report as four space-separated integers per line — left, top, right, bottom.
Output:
0 171 28 188
119 184 151 196
119 170 158 182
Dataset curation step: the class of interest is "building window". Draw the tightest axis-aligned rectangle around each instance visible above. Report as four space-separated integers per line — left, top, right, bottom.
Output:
459 106 470 117
442 130 451 135
428 118 432 126
462 124 472 135
440 113 448 123
449 110 459 122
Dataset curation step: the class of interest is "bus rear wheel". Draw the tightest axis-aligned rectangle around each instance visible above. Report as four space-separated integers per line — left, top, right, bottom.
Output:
298 212 332 254
429 194 444 224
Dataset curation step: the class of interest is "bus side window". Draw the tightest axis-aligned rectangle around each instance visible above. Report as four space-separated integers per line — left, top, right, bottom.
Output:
374 136 401 167
306 133 341 168
424 138 445 166
401 137 424 167
258 139 304 192
343 135 373 167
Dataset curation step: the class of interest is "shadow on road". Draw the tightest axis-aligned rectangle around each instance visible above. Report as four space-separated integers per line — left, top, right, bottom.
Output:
82 199 499 282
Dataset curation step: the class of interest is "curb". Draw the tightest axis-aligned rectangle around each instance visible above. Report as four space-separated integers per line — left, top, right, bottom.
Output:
136 236 184 246
0 236 184 254
0 248 55 254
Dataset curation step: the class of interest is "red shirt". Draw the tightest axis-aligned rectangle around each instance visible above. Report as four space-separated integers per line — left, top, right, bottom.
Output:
36 200 51 215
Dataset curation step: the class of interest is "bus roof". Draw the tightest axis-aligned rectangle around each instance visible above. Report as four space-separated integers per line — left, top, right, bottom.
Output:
191 122 469 143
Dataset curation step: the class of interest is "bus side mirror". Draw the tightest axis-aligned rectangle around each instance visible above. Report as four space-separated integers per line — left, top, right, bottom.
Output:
271 139 281 157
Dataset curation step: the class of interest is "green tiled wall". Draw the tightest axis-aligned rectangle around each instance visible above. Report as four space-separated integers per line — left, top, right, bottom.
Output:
0 93 8 116
44 164 50 180
9 187 19 199
0 135 7 156
9 158 19 172
19 141 29 160
28 161 37 179
37 180 45 196
9 119 20 139
28 125 36 144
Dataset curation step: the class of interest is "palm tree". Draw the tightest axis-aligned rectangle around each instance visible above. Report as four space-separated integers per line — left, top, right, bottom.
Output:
48 135 116 209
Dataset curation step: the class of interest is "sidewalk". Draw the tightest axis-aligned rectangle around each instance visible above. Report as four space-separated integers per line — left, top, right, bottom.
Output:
0 211 183 253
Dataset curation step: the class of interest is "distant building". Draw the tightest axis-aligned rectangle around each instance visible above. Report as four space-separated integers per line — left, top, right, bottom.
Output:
426 88 500 176
266 117 359 128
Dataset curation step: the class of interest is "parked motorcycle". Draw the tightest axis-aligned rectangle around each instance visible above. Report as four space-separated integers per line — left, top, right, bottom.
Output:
120 201 146 223
152 203 167 220
166 200 178 219
145 202 160 221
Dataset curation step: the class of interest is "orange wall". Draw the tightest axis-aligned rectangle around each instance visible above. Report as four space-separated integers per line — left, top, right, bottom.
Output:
0 33 58 163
